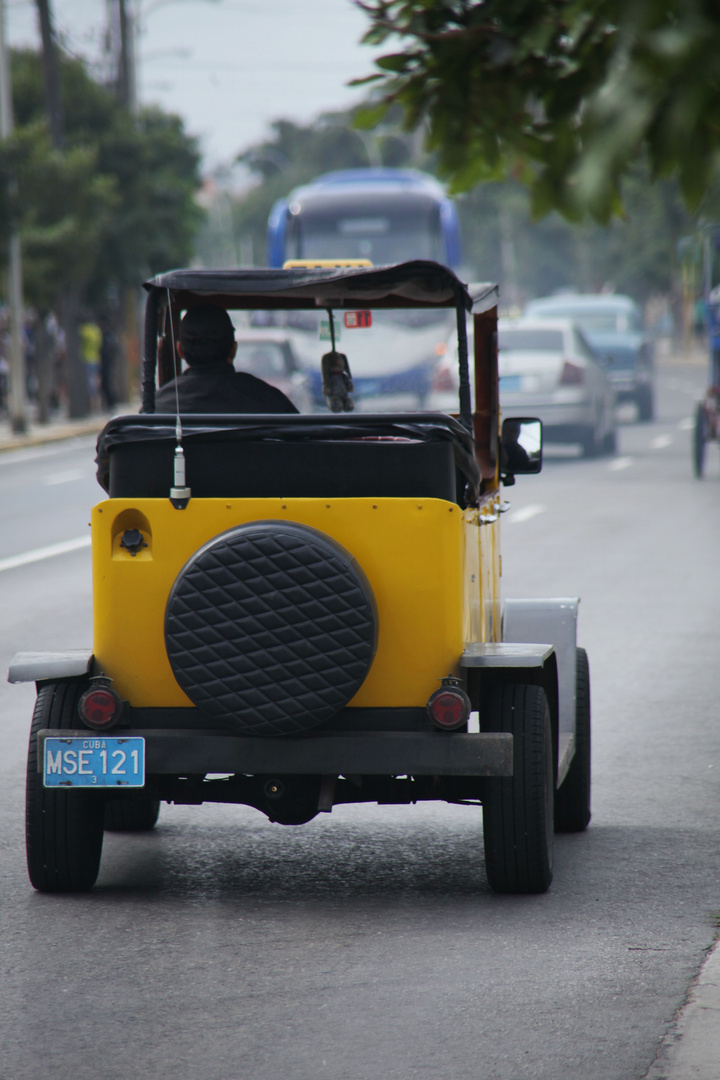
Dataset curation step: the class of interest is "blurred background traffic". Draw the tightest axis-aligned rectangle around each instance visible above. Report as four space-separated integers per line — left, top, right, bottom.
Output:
0 0 718 456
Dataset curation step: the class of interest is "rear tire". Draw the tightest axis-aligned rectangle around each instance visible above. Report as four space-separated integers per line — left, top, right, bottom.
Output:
26 679 105 893
554 648 591 832
482 684 554 894
104 797 160 832
580 424 601 458
601 427 617 456
637 386 655 422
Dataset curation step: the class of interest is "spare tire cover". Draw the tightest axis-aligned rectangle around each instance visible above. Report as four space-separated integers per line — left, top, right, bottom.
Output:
164 521 378 736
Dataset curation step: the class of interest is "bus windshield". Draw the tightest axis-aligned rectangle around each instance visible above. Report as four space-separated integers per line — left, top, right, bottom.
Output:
285 207 444 264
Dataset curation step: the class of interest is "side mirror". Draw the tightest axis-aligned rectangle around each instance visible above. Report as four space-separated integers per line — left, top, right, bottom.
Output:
501 417 543 480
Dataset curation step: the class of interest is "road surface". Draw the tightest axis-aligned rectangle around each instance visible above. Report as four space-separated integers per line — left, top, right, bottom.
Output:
1 362 718 1080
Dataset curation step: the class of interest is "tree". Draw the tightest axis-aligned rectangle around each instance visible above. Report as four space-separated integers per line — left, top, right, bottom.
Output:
355 0 720 221
0 49 201 415
457 163 697 303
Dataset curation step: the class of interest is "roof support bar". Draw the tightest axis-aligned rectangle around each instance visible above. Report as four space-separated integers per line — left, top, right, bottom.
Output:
141 287 160 414
455 287 472 431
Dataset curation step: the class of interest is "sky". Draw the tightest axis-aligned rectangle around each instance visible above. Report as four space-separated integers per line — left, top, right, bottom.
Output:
5 0 386 173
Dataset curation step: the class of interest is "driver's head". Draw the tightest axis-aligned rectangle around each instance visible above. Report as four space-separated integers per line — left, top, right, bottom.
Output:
179 305 236 366
504 419 522 443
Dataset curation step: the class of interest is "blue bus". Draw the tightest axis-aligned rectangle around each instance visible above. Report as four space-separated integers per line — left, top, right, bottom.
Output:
267 168 462 269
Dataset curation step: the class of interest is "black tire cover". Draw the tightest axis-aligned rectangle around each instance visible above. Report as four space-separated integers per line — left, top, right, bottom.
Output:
165 521 378 735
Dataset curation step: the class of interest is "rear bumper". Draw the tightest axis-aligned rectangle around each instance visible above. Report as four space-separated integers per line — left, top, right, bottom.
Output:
38 729 514 777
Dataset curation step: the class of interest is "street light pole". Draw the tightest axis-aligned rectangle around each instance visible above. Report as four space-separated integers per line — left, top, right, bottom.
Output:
0 0 27 433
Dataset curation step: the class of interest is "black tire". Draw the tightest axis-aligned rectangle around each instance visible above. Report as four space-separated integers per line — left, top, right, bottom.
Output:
554 648 591 832
482 684 554 894
637 386 655 422
580 425 600 459
694 403 707 478
601 427 617 456
26 679 105 893
104 797 160 832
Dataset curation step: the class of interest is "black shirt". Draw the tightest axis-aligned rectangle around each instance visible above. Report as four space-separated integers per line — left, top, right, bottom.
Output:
152 363 298 415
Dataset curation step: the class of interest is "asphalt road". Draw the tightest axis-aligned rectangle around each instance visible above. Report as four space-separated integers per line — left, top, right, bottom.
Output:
1 360 719 1080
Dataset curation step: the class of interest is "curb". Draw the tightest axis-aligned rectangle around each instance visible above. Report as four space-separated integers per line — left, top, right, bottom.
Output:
643 934 720 1079
0 415 119 454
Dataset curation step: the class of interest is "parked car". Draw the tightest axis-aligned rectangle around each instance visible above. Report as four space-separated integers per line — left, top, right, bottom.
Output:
524 293 655 421
498 318 616 457
10 261 592 897
232 328 312 412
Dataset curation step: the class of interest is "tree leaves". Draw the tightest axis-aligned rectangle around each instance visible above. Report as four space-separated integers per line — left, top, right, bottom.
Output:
0 49 200 310
355 0 720 220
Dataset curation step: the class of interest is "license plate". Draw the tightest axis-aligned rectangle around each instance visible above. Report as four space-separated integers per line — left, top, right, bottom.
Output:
501 375 522 392
43 736 145 788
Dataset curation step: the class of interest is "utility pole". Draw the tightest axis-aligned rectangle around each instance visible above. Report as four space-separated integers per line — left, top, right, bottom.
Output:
117 0 137 113
0 0 27 433
112 0 138 404
36 0 64 151
36 0 89 417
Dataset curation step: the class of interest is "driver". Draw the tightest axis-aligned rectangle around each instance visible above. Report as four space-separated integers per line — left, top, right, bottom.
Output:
150 305 298 415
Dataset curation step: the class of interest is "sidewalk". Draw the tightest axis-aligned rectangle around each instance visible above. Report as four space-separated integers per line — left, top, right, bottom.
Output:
0 411 125 454
644 935 720 1079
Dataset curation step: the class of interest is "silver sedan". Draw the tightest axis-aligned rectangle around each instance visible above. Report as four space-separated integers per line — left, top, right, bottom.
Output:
499 318 617 457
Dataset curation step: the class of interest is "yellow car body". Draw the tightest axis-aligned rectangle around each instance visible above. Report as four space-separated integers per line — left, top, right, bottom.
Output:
12 261 589 896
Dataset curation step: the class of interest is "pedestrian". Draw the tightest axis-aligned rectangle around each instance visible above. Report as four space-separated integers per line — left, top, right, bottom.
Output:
80 318 102 412
99 316 119 411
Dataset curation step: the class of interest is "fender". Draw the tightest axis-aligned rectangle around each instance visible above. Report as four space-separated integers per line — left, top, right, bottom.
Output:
8 651 94 685
503 598 579 784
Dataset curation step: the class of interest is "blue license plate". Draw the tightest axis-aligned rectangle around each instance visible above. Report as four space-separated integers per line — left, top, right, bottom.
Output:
43 736 145 788
501 375 522 392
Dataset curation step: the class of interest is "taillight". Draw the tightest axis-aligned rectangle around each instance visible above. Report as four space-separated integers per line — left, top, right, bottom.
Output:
560 360 585 385
426 675 472 731
433 363 455 392
78 683 123 730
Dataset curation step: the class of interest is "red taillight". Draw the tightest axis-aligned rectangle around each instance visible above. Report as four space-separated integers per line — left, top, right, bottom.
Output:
560 359 585 385
427 676 472 731
78 685 123 730
433 363 455 392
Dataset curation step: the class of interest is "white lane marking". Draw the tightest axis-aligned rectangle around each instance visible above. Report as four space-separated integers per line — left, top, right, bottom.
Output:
609 456 634 471
507 504 547 524
651 434 674 450
678 417 694 430
45 468 86 486
0 535 91 573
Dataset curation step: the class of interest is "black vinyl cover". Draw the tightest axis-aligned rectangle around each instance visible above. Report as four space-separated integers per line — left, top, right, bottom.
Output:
144 260 473 311
96 413 481 500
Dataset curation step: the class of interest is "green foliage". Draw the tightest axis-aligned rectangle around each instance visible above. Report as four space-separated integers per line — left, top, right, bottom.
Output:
356 0 720 221
224 103 694 303
0 49 201 310
458 165 695 303
5 123 117 310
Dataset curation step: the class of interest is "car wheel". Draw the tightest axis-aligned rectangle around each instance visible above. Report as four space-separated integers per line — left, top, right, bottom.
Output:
637 386 655 422
26 679 105 893
580 425 601 458
601 425 617 456
104 797 160 832
482 683 554 894
694 403 708 478
554 648 591 832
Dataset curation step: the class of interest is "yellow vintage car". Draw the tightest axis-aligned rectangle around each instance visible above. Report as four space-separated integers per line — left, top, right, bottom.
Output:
10 260 590 895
